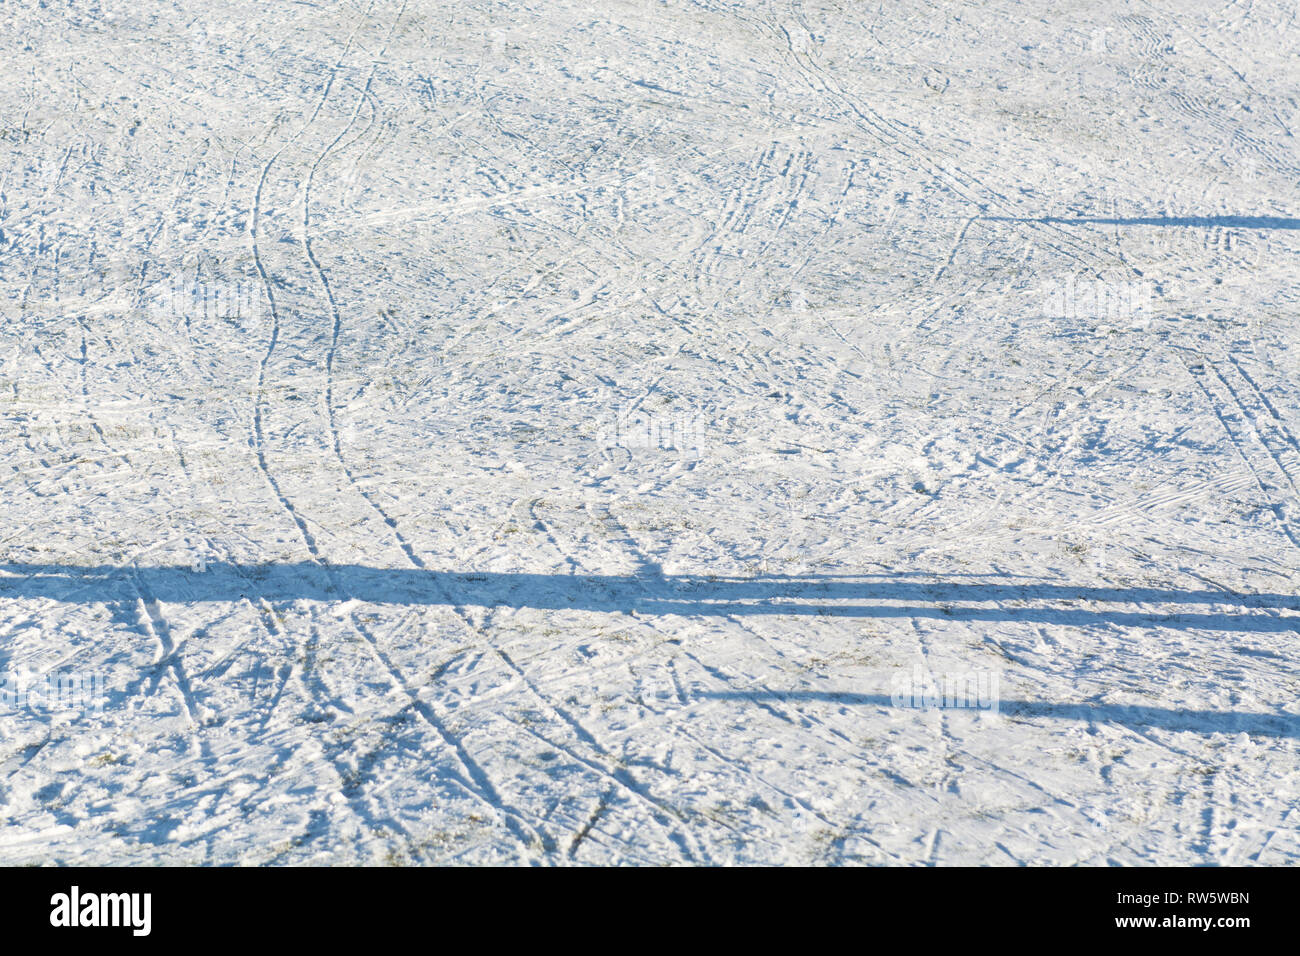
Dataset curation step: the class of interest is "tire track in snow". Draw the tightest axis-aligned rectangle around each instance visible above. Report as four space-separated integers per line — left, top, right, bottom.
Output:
241 3 551 858
129 570 207 760
772 1 1126 278
248 4 376 561
1180 349 1300 553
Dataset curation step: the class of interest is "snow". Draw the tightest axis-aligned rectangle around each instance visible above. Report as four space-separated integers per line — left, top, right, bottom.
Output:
1 0 1298 864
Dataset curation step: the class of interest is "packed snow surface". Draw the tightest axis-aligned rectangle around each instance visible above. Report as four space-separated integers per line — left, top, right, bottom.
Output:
2 0 1299 864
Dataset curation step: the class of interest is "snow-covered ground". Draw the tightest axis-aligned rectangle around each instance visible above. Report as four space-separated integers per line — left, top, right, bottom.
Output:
1 0 1298 864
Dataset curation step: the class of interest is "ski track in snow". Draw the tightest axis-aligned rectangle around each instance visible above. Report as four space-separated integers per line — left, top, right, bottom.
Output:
0 0 1298 864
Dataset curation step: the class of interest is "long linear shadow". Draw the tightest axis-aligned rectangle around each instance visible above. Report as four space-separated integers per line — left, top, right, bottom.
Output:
694 692 1300 739
0 562 1297 632
985 214 1300 230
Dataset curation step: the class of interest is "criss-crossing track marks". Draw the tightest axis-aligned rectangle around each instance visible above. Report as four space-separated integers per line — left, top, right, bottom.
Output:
4 0 1300 866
